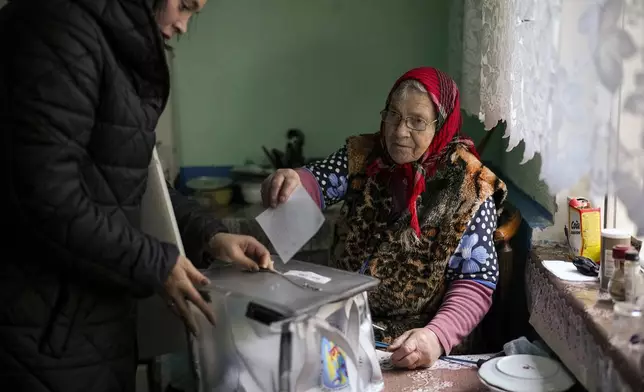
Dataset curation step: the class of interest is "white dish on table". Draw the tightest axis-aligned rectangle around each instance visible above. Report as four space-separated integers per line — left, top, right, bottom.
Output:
480 377 510 392
478 355 574 392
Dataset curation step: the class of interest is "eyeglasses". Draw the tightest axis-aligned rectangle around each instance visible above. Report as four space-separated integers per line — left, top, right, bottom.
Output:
380 109 437 132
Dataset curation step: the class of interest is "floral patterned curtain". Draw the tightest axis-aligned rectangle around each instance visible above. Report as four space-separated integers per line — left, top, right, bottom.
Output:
450 0 644 235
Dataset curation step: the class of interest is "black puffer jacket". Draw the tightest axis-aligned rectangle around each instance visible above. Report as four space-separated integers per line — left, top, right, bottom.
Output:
0 1 226 391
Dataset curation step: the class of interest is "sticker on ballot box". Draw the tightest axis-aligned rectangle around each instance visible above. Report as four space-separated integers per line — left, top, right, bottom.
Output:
283 270 331 284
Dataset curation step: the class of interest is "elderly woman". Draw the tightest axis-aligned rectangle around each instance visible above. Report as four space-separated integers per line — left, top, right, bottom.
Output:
262 67 507 370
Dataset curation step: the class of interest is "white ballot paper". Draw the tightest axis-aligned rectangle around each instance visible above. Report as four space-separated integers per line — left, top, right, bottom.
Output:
255 185 325 263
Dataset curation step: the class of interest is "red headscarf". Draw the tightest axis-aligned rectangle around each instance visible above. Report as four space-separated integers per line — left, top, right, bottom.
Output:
366 67 480 237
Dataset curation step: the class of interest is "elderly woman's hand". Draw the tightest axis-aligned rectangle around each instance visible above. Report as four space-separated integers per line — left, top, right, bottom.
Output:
261 168 301 208
388 328 443 369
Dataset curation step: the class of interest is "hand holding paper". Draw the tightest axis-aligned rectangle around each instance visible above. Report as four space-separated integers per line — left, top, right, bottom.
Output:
256 185 325 263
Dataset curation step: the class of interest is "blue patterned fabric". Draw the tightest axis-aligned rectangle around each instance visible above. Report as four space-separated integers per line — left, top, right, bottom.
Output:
447 197 499 288
304 146 349 209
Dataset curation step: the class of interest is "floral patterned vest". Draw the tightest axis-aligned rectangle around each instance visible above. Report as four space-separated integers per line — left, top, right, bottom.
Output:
331 134 507 340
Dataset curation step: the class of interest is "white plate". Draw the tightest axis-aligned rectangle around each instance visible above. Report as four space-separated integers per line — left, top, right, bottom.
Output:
478 355 575 392
479 376 510 391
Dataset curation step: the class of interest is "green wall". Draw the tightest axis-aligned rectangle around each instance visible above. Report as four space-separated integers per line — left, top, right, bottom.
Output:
501 141 554 213
170 0 553 213
171 0 457 166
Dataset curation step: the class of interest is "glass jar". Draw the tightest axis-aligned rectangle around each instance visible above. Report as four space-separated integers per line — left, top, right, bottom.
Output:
612 301 643 347
600 229 632 293
609 245 630 302
625 248 642 303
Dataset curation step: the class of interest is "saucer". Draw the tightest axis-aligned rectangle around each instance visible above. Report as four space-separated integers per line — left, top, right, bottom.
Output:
478 355 574 392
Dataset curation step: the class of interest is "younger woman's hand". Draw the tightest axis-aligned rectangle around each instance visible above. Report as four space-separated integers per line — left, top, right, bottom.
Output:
163 255 216 336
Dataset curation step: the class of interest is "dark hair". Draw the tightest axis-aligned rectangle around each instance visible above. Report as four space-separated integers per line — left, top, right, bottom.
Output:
152 0 167 12
154 0 200 53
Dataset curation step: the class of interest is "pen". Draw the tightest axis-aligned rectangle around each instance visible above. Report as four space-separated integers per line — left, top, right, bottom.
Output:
439 351 504 368
374 342 498 368
375 341 389 349
439 356 482 366
359 257 371 275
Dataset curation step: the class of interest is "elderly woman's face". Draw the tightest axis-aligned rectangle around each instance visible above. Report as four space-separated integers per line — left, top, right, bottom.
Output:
383 91 437 164
156 0 207 40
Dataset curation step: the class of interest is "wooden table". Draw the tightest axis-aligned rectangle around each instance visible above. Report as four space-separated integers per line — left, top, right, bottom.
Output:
527 244 644 391
378 352 488 391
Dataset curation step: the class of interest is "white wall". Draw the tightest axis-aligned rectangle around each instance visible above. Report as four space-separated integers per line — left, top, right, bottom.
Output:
606 6 644 239
532 179 591 243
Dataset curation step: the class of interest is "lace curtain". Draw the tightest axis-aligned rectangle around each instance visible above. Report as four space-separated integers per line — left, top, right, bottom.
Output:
450 0 644 235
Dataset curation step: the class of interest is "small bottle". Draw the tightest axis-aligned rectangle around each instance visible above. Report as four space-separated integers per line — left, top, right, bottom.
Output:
624 248 641 303
609 245 630 302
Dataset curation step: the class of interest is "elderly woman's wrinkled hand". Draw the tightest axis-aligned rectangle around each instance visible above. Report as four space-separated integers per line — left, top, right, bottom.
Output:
261 168 301 208
388 328 443 369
